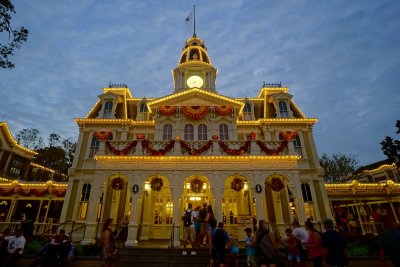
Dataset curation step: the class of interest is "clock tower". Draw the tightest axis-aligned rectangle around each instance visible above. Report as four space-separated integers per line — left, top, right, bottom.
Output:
172 35 217 93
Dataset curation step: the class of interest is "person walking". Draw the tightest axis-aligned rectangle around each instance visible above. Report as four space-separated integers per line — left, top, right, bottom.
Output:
198 203 208 246
321 218 347 267
182 203 198 255
210 222 230 267
255 220 278 267
304 221 325 267
244 227 257 267
101 218 117 267
205 205 217 253
284 228 303 267
3 228 26 267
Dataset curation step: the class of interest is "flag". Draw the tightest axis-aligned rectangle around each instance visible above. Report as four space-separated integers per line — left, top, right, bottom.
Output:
185 10 193 27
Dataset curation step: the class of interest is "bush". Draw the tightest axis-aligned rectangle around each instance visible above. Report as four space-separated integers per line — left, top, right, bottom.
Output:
347 242 369 256
24 239 47 255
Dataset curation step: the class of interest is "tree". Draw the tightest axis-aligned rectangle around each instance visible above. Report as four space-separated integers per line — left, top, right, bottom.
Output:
16 128 44 150
380 120 400 166
1 0 29 69
319 153 359 183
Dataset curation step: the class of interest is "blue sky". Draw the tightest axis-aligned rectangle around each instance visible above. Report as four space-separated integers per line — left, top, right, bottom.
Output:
1 0 399 166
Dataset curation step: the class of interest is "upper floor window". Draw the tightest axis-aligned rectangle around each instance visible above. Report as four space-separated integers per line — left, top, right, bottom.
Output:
301 183 313 202
163 124 173 140
89 135 99 158
293 136 302 156
184 124 194 140
243 102 252 120
138 102 149 120
278 100 289 118
219 124 229 140
78 183 91 220
9 157 24 176
198 124 208 140
103 100 113 118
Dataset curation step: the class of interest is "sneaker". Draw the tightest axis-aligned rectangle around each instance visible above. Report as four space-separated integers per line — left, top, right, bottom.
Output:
182 250 187 255
191 251 197 255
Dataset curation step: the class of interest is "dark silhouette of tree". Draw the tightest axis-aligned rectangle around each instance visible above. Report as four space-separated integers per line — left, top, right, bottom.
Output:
381 120 400 166
319 153 359 182
1 0 29 69
16 128 44 150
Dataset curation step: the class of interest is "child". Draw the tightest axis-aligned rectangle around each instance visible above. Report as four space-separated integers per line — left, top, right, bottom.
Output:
226 236 239 267
244 227 257 267
284 228 302 267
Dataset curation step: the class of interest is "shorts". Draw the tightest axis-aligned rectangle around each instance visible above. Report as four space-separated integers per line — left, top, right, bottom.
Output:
183 226 195 242
211 248 226 264
288 253 301 262
246 255 257 267
200 222 207 235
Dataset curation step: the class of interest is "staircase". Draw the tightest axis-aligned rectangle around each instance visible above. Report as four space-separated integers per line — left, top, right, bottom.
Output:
117 247 247 267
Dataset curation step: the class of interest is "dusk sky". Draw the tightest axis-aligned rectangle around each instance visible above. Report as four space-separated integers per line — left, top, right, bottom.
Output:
1 0 399 166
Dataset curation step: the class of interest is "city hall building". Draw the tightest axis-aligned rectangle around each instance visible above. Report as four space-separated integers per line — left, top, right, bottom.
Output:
58 34 332 246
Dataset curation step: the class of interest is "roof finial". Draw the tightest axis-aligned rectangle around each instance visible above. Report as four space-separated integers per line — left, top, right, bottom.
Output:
193 4 196 37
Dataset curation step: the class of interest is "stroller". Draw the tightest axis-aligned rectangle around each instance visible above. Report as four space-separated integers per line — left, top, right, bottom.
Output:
29 241 73 267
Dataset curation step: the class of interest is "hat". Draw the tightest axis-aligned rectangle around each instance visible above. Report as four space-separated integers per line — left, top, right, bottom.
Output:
244 227 252 232
323 218 334 229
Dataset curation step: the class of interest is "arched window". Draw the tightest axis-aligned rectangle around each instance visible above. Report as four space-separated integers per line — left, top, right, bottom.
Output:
198 124 208 140
293 136 302 156
89 135 99 158
163 124 172 140
78 183 91 220
219 124 229 140
301 183 313 202
278 100 289 118
138 102 148 120
103 100 113 118
184 124 194 140
243 102 252 120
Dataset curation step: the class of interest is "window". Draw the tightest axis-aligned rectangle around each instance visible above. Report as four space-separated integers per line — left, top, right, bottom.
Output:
89 135 99 158
293 136 302 156
78 184 91 220
163 124 172 140
184 124 194 140
138 102 148 120
301 183 313 202
198 124 208 140
219 124 229 140
243 102 252 120
9 157 24 176
278 100 289 118
103 100 113 118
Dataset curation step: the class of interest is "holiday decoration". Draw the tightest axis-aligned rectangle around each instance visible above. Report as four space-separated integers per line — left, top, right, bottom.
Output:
256 140 288 155
218 140 251 156
250 132 256 140
150 177 163 192
279 131 298 141
31 188 48 197
142 139 175 156
190 178 204 193
182 106 209 120
111 177 124 190
180 140 213 156
137 134 144 139
159 106 177 116
212 134 219 140
231 177 244 192
53 189 66 197
269 177 285 192
94 131 113 141
0 187 14 196
106 140 138 156
215 106 233 116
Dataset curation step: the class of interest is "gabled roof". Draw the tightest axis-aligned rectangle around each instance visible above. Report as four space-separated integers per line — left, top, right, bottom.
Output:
147 88 244 112
0 122 37 156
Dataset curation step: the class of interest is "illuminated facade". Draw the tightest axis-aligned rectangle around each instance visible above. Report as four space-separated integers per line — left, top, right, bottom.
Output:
60 35 332 246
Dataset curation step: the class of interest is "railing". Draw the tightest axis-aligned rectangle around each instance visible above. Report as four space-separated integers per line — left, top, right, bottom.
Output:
168 223 175 267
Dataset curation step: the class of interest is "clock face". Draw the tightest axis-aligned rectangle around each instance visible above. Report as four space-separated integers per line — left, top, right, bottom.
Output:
187 75 203 88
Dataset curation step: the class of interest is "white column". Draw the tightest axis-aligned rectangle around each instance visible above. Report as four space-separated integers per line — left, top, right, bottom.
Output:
125 194 140 247
81 180 101 245
292 175 306 224
171 178 183 247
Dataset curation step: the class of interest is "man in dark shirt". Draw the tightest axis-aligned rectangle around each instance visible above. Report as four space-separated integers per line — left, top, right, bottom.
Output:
379 219 400 267
321 218 347 267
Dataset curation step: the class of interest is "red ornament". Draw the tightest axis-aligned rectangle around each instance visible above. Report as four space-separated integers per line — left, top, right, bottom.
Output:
212 135 219 140
250 132 256 140
269 177 284 192
137 134 144 139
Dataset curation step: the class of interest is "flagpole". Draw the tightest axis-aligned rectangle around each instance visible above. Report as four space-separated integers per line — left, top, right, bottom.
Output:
193 4 196 37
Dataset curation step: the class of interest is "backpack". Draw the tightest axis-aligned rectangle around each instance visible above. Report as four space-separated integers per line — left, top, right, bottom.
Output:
213 229 226 248
209 216 217 228
183 210 192 227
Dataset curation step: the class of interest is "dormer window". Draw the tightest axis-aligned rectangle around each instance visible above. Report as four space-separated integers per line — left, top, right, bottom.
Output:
103 100 113 118
278 100 289 118
137 102 149 120
243 102 252 120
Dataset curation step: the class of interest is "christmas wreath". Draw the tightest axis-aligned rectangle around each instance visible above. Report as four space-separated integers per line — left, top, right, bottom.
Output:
231 177 244 192
111 177 124 190
150 177 163 192
190 178 204 193
269 177 284 192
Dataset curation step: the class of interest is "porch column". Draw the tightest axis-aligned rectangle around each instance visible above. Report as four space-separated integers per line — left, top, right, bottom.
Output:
125 194 140 247
291 174 306 224
35 200 44 223
171 182 183 247
354 201 366 235
214 188 223 222
389 201 399 223
6 199 17 221
81 181 101 245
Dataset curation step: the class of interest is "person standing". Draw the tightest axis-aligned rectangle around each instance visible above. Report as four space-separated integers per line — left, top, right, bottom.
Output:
304 221 325 267
244 227 257 267
49 229 70 266
284 228 302 267
3 228 26 267
210 222 230 267
255 220 278 267
101 218 117 267
205 205 217 252
379 218 400 267
182 203 198 255
198 203 208 246
321 218 347 267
